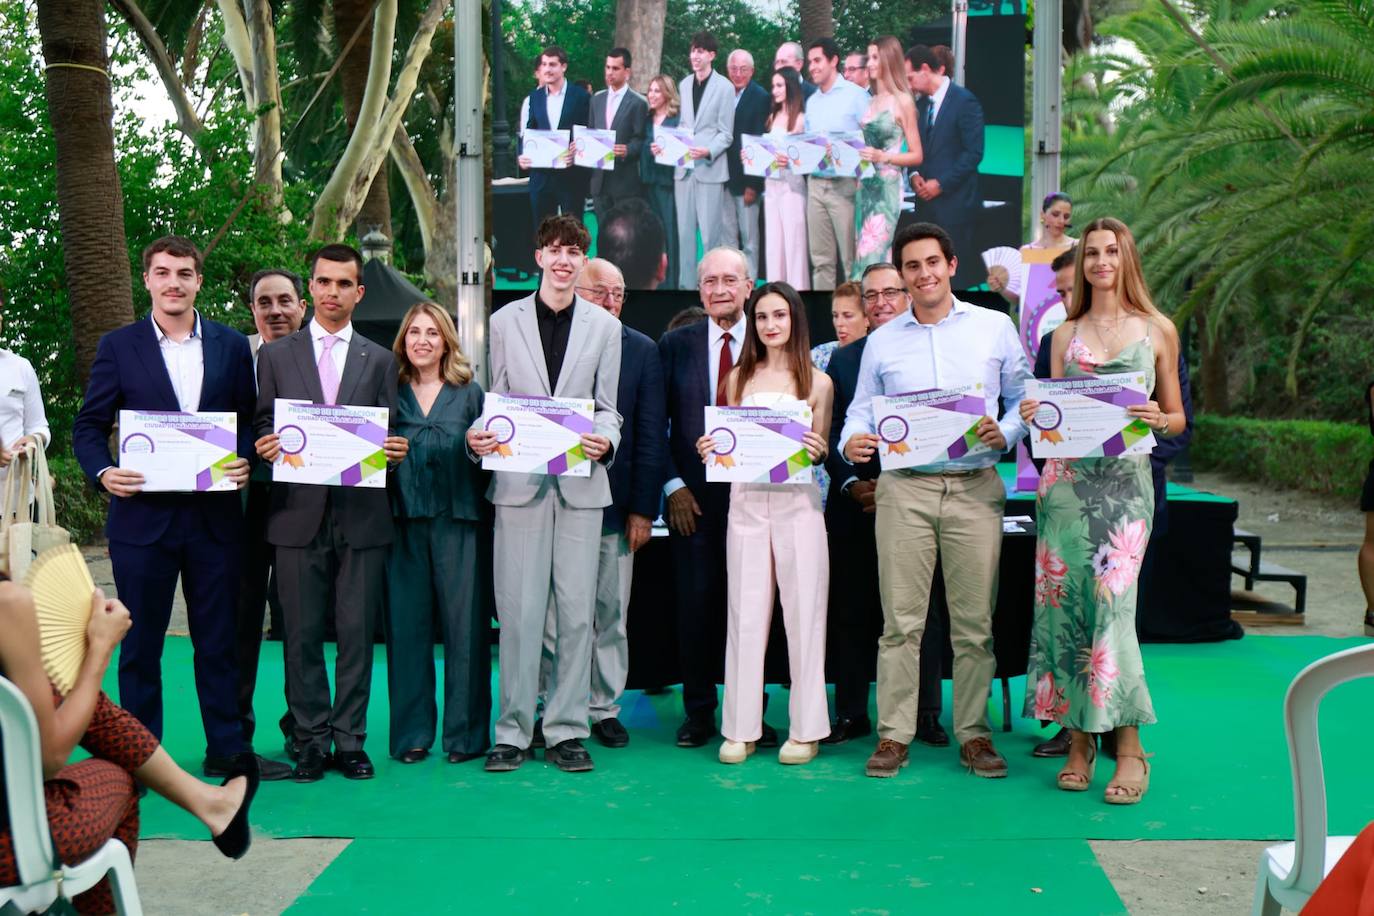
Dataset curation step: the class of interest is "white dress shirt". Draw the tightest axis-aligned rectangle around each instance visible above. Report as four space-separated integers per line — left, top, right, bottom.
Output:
604 84 627 128
0 350 50 480
152 312 204 413
664 315 746 497
840 297 1031 472
545 80 568 129
518 94 531 138
309 318 352 386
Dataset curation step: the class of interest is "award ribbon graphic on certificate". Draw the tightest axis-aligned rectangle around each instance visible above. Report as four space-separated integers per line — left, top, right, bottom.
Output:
653 126 695 168
572 126 616 170
871 385 992 471
272 399 388 487
480 393 594 477
1025 373 1157 459
118 410 238 492
704 404 813 484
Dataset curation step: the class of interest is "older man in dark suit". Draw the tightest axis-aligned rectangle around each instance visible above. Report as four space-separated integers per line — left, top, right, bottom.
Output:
252 244 409 783
520 45 592 232
721 49 771 279
589 47 648 227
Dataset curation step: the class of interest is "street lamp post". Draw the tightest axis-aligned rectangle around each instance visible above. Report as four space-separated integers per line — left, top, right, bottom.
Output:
490 0 515 178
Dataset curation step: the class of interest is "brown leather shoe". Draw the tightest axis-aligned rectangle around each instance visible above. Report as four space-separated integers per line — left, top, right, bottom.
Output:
864 738 909 778
960 736 1008 778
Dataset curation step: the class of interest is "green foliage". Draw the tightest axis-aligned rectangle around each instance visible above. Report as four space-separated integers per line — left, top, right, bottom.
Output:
47 454 108 547
1189 414 1374 500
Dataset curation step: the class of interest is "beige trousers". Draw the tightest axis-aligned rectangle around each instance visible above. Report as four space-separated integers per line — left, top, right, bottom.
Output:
805 176 857 290
874 467 1004 745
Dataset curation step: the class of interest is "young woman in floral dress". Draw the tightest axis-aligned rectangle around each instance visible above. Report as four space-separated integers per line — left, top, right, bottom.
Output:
1017 217 1185 805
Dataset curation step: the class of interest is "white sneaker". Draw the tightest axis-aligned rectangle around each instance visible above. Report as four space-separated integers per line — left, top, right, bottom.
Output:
778 739 818 765
718 739 756 764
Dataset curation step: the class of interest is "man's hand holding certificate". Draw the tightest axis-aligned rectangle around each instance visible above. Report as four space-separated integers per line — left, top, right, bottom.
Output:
118 410 242 492
572 126 616 170
1024 372 1157 459
699 404 814 484
522 129 571 169
475 393 596 477
785 133 829 175
870 386 993 471
271 399 390 487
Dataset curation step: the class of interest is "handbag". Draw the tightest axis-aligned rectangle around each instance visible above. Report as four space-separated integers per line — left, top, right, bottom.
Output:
0 446 71 581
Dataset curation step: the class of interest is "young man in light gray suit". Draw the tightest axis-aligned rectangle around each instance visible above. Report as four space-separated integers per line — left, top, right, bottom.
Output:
467 215 623 774
589 47 648 227
656 31 733 289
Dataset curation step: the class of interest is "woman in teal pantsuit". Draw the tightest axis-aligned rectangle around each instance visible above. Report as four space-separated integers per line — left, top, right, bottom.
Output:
387 302 490 764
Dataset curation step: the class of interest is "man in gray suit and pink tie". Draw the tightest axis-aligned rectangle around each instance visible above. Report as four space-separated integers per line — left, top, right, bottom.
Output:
467 214 623 773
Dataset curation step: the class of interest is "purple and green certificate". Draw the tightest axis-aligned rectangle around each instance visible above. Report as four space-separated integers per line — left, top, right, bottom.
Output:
1025 372 1157 459
118 410 238 492
479 393 594 477
703 404 813 485
872 384 993 471
271 398 389 488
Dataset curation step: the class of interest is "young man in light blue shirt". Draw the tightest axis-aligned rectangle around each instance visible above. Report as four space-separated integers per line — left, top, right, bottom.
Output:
803 36 871 289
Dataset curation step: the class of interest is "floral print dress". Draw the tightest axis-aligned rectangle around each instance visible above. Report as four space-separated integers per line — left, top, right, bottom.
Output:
851 106 903 278
1024 329 1158 732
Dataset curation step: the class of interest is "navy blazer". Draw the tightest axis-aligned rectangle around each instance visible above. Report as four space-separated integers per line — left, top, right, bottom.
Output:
917 83 984 224
605 326 668 533
658 320 717 503
823 337 880 535
524 81 592 197
72 316 256 546
726 81 772 196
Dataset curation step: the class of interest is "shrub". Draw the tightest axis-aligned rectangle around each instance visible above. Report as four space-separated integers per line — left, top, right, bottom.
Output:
1190 415 1374 501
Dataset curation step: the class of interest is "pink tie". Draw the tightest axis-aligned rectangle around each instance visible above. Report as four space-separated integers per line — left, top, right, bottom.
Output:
318 335 340 404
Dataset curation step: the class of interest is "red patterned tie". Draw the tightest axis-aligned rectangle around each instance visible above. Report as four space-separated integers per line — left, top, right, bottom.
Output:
716 331 733 406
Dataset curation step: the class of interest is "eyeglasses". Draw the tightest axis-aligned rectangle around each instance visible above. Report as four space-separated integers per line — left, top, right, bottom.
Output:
576 285 625 304
862 287 907 304
701 275 743 290
726 66 753 75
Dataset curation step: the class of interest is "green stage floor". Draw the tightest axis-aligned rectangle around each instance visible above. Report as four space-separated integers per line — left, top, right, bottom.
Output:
127 634 1372 912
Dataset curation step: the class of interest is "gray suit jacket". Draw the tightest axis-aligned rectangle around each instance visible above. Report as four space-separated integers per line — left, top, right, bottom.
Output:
675 70 734 184
483 293 623 509
589 88 648 198
253 326 398 548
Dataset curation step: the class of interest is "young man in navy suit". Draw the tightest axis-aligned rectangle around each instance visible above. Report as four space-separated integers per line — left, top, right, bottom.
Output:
73 236 256 777
520 45 592 234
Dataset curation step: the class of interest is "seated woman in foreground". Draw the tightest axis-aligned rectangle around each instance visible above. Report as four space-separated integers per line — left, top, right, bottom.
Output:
0 577 258 914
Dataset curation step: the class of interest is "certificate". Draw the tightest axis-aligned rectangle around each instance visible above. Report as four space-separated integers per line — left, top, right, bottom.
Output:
871 385 993 471
1025 373 1157 459
118 410 238 492
703 404 813 484
784 133 828 175
522 129 571 169
823 131 876 180
740 134 785 178
572 126 616 170
272 399 389 487
653 126 695 168
479 393 594 477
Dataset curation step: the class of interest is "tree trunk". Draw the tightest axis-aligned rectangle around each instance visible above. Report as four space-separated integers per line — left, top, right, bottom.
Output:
798 0 834 49
334 0 392 242
36 0 134 384
1194 309 1229 415
245 0 285 212
614 0 666 93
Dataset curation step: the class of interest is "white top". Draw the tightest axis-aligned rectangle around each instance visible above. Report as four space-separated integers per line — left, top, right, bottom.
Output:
518 95 531 137
309 318 352 384
151 312 204 413
545 80 568 129
840 297 1031 472
0 349 50 466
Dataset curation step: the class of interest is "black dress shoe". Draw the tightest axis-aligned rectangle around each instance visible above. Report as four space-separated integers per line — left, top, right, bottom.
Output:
212 753 260 860
821 716 873 746
914 713 950 747
484 744 529 772
531 718 546 750
447 750 484 764
675 716 715 748
590 718 629 748
205 753 292 782
547 739 594 772
284 734 302 763
280 715 300 762
333 750 376 780
292 746 330 783
758 721 780 749
1032 728 1071 758
397 748 429 764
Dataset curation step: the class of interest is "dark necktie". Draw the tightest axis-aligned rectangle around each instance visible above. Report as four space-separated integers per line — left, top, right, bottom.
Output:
716 331 733 406
925 101 935 132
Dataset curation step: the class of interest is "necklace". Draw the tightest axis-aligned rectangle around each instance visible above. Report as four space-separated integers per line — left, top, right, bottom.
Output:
1088 312 1134 358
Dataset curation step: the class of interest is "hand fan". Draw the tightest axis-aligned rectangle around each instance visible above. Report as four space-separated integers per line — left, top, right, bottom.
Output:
981 246 1025 295
24 544 94 696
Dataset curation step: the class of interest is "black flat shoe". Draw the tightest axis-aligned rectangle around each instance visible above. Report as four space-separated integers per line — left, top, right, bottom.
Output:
1032 728 1071 758
914 713 950 748
591 718 629 748
757 722 780 749
212 753 260 860
397 748 429 764
206 753 292 782
333 750 375 780
675 716 715 748
485 744 529 772
547 739 594 772
821 716 873 746
292 746 330 783
447 750 484 764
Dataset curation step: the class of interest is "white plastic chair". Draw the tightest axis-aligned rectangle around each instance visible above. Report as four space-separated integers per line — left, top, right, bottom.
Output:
1252 642 1373 915
0 676 143 915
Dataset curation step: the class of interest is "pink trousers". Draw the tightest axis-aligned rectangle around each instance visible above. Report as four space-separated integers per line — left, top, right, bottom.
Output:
721 482 830 743
764 176 810 290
